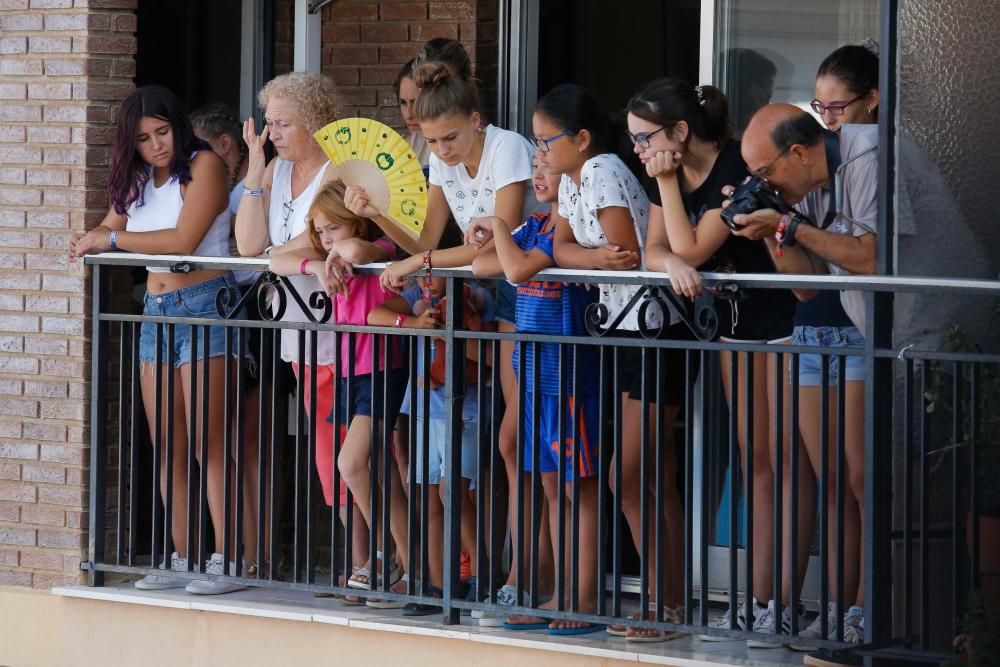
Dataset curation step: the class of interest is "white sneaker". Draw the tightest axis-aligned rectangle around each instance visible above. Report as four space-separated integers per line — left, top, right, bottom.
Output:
185 552 247 595
697 598 756 641
135 551 187 590
843 605 864 644
789 601 838 651
473 584 518 626
747 599 807 649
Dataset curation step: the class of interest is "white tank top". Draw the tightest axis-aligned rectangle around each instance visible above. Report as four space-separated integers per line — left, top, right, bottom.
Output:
267 158 330 247
267 158 337 365
126 156 231 273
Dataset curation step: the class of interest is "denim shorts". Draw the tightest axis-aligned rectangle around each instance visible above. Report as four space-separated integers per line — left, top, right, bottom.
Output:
792 325 866 386
495 280 517 325
411 417 479 489
139 273 244 366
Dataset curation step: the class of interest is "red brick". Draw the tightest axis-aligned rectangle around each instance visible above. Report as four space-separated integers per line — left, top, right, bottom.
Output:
0 528 35 546
429 1 474 19
0 571 33 586
22 464 65 484
84 0 138 9
329 44 379 65
0 397 38 417
37 529 83 549
459 20 496 42
361 65 404 86
39 445 84 466
335 86 377 106
330 2 378 20
20 506 65 528
73 81 134 101
0 482 36 502
113 12 136 31
410 22 458 42
37 486 84 507
322 22 360 42
379 44 421 64
74 35 136 55
0 104 42 122
361 22 409 42
110 57 134 77
28 36 73 53
380 2 427 20
324 65 360 86
0 58 42 75
0 13 43 30
33 572 80 587
20 549 65 570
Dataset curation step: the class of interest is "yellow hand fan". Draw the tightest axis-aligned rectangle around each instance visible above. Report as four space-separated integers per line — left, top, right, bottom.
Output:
314 118 428 239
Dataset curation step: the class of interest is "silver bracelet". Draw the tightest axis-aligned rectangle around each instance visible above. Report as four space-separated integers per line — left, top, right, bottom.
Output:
242 186 264 197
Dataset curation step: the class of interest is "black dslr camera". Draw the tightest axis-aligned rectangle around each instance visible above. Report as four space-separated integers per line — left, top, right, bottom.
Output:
721 175 791 231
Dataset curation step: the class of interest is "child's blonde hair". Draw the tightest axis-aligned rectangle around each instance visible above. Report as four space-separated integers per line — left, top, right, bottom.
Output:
306 180 379 254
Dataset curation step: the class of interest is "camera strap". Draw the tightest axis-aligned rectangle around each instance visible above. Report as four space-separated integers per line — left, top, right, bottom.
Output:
822 130 842 229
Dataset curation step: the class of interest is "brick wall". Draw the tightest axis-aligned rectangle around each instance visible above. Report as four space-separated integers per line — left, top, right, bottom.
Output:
0 0 136 588
319 0 498 128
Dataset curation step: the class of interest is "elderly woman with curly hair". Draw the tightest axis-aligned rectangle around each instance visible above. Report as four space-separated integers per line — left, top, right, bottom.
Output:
236 73 372 588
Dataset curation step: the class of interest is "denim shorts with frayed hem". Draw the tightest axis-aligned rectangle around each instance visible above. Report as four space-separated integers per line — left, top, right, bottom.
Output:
138 273 246 367
791 325 866 386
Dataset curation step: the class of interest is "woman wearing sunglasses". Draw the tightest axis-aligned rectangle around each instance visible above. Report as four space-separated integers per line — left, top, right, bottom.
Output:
626 78 798 646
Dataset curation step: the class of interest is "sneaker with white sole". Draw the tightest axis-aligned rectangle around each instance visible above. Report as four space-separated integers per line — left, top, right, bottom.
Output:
698 598 756 641
790 601 839 651
842 605 864 644
473 584 518 626
185 552 247 595
135 551 188 590
748 599 807 649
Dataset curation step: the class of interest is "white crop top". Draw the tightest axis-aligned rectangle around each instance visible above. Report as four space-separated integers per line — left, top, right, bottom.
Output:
125 157 231 273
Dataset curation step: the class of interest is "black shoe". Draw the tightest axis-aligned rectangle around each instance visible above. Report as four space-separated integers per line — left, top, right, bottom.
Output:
402 585 443 617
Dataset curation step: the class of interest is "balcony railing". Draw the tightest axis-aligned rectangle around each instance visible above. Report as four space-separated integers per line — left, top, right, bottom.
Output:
83 253 1000 662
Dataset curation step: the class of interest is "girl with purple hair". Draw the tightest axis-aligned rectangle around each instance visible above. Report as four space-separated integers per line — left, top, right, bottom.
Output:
70 85 247 595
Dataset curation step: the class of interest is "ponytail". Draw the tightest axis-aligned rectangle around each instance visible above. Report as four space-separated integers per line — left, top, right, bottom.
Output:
626 77 732 148
412 61 479 122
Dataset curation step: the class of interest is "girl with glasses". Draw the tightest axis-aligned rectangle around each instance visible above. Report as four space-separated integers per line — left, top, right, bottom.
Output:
626 78 798 645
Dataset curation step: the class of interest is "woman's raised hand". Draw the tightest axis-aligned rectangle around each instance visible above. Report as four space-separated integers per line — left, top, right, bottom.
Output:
645 150 683 180
242 116 270 188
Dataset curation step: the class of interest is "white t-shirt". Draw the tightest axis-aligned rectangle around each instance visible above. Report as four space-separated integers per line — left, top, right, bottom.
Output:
428 124 540 232
559 153 658 331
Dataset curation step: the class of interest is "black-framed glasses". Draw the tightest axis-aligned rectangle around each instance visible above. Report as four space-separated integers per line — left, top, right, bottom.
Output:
810 92 868 116
626 126 667 149
530 130 569 153
280 197 295 243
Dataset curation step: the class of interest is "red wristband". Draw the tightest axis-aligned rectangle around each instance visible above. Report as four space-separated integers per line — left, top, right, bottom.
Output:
774 214 790 257
299 258 311 275
394 313 406 328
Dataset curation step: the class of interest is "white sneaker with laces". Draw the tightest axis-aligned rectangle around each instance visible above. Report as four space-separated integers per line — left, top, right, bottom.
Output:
789 601 839 651
474 584 518 626
185 552 247 595
698 598 756 641
747 599 807 649
135 551 188 590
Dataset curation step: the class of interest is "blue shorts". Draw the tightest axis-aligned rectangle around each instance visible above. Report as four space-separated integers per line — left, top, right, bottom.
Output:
522 391 600 478
139 273 245 366
495 280 517 325
333 368 408 426
792 325 866 386
411 417 480 489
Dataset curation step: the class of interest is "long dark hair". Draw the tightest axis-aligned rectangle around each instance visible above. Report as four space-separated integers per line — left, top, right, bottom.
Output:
108 86 205 215
626 77 732 148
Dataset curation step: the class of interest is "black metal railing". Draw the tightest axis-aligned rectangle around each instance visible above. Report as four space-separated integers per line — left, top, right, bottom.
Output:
84 253 999 661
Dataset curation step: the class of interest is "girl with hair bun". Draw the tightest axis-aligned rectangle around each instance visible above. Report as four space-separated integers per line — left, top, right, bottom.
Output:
627 77 797 645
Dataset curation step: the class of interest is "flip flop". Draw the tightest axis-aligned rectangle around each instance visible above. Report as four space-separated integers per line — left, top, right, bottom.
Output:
502 615 552 631
549 623 607 636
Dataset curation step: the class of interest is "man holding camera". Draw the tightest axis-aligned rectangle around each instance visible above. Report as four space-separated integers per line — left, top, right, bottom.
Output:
724 101 878 656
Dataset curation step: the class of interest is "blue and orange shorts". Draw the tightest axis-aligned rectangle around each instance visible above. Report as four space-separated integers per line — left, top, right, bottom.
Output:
521 391 600 478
